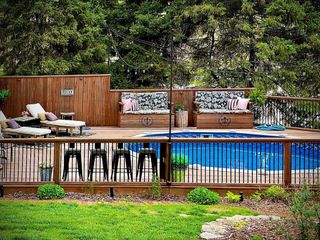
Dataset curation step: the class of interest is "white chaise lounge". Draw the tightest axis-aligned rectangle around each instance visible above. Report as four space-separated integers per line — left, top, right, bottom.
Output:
0 111 51 137
26 103 86 136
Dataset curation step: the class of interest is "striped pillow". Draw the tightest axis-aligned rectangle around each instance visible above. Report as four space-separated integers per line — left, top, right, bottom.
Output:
227 99 239 110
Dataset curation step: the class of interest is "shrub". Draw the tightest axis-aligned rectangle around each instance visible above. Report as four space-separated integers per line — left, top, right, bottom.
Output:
290 184 320 240
187 188 221 205
250 191 262 202
250 236 264 240
171 154 189 170
37 184 65 200
149 174 161 200
263 185 289 201
226 191 241 203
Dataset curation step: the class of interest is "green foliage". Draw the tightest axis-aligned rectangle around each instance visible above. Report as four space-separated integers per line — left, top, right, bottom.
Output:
175 103 184 111
187 187 221 205
263 185 289 201
0 89 9 100
1 0 108 75
290 184 320 240
149 174 161 200
250 191 263 202
249 88 266 106
171 154 189 170
37 184 65 200
226 191 241 203
250 236 264 240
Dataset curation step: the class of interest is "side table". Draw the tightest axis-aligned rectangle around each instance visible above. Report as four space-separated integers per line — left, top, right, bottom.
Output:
60 112 75 120
12 116 40 127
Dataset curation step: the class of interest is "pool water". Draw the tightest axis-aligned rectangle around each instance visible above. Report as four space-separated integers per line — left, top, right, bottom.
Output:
130 132 320 171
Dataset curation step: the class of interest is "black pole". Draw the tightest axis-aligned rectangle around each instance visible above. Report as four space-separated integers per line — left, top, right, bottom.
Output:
167 36 173 184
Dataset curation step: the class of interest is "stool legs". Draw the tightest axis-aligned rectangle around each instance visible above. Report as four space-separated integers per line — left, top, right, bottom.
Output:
88 153 108 181
111 152 132 181
62 152 83 181
136 153 158 182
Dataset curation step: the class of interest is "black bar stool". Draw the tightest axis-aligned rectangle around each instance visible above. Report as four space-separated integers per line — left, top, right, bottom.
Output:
63 143 83 180
111 143 133 181
88 143 108 181
136 143 157 181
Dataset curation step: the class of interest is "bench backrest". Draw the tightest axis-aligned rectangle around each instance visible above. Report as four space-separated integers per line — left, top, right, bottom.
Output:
195 91 245 109
121 92 168 110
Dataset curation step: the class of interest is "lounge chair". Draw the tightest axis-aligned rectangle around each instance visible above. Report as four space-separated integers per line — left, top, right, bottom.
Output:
0 111 51 137
26 103 86 136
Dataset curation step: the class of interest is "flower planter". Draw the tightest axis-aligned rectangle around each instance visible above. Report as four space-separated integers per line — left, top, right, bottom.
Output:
175 111 188 128
40 167 53 181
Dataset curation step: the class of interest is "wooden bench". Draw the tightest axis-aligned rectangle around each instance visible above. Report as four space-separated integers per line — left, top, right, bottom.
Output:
193 91 253 129
119 92 174 128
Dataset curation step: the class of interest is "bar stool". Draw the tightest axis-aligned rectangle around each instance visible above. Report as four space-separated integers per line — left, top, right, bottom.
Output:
63 143 83 180
88 143 108 181
136 143 157 181
111 143 133 181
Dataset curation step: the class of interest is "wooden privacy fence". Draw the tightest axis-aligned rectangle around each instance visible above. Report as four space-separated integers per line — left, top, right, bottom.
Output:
1 137 319 194
0 74 111 126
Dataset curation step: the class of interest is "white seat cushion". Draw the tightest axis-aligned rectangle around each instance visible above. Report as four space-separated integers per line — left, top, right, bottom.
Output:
198 109 252 114
26 103 46 118
3 127 51 136
41 120 85 128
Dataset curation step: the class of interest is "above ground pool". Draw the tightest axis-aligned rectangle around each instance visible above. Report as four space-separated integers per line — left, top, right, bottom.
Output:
130 131 319 171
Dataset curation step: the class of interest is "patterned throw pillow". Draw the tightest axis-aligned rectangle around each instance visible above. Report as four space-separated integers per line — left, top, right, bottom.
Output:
0 120 8 129
45 112 58 121
227 99 239 110
38 112 47 121
7 120 21 129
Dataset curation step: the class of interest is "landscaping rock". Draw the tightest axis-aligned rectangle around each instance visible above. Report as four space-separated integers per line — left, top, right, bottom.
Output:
200 215 281 240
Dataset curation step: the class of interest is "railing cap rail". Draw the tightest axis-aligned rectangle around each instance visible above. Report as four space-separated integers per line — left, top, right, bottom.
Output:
0 137 319 144
268 96 320 102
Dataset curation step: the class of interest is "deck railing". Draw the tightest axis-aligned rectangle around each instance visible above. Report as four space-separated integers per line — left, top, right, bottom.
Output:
255 96 320 129
1 138 319 191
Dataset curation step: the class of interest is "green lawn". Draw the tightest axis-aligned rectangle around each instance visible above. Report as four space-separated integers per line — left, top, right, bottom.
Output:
0 201 256 240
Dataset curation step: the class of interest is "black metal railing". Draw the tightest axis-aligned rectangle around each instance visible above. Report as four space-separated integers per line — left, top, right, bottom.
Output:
0 138 319 187
255 96 320 129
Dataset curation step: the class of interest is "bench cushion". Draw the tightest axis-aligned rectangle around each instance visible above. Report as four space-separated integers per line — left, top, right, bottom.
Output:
195 91 245 110
198 109 251 114
121 92 168 111
122 109 170 114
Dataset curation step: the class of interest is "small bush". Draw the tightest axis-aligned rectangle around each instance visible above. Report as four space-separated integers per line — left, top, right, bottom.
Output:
250 236 264 240
290 184 320 240
226 191 241 203
149 174 161 200
263 185 289 201
250 191 263 202
37 184 65 200
187 188 221 205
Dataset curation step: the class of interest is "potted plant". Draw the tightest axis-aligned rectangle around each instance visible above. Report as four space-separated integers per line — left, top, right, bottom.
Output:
171 154 189 182
175 103 188 128
39 163 53 181
0 89 10 104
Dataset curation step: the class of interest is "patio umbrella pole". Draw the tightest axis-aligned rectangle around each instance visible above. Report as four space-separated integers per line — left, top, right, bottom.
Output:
167 36 173 184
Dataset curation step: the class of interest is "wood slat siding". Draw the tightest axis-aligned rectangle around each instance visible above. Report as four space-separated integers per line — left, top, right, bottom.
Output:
0 75 110 126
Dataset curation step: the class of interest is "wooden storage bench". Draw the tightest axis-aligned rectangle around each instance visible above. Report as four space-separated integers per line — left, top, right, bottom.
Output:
119 91 174 128
193 90 253 129
193 113 254 129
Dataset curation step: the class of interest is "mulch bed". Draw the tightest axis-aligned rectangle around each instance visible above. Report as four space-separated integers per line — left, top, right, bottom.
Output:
1 192 301 239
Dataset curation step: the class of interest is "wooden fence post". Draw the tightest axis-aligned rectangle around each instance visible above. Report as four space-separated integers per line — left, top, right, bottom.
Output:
283 142 291 187
165 142 172 183
53 143 60 184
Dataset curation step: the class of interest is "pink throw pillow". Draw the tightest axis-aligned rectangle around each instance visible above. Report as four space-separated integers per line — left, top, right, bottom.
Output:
236 98 250 110
45 112 58 121
122 98 133 112
7 120 21 129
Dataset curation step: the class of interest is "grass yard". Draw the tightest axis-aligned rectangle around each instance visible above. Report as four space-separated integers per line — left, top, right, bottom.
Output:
0 201 256 240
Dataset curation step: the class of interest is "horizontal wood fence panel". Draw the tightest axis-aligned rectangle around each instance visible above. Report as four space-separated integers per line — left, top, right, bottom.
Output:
0 74 110 126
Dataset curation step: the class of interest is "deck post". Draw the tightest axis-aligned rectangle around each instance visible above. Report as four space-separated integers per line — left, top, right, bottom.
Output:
160 143 166 180
165 142 171 183
283 142 291 187
53 143 60 184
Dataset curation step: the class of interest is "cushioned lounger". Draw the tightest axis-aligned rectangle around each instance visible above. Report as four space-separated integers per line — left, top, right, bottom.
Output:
26 103 86 135
0 111 51 137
